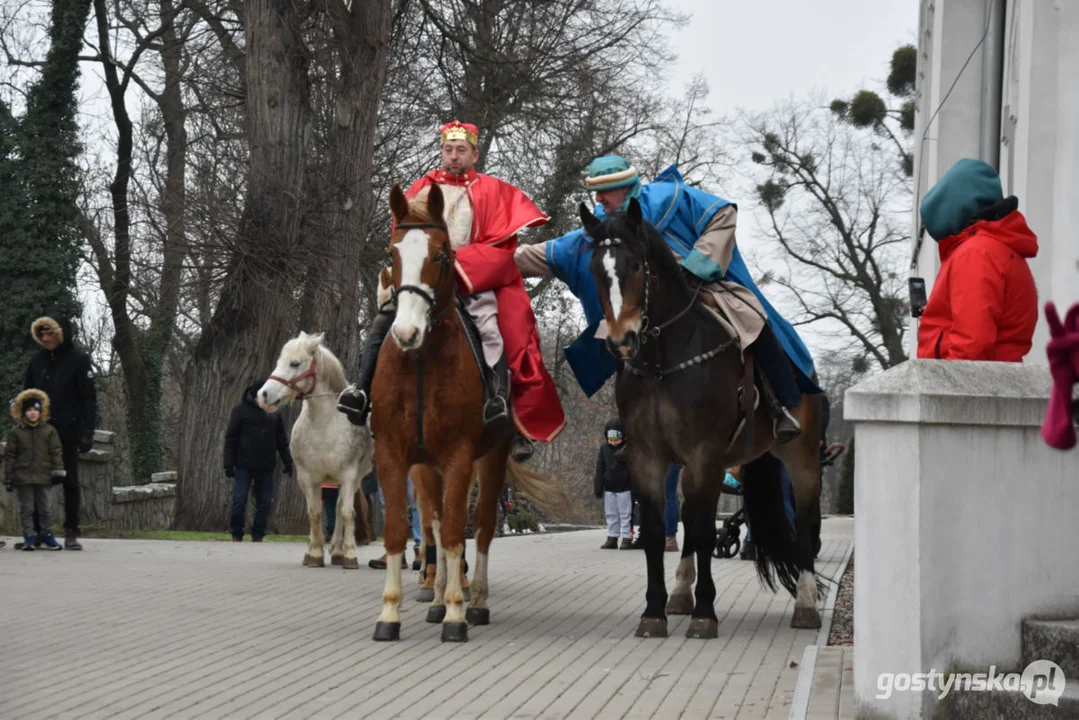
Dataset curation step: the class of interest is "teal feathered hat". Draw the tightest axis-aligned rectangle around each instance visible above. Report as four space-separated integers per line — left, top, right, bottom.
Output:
584 155 643 211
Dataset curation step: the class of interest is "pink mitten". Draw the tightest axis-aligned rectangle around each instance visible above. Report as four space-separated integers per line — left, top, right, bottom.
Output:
1041 302 1079 450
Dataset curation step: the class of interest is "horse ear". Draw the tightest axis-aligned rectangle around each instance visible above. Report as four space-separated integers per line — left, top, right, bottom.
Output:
579 203 601 236
426 183 445 222
389 185 409 222
304 332 325 351
627 197 643 227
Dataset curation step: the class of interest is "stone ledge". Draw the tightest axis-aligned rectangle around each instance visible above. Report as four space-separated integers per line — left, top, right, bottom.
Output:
151 471 177 483
844 359 1052 427
112 483 176 503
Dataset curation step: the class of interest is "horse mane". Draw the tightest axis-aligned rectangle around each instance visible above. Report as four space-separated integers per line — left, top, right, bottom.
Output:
316 344 349 394
603 212 690 294
406 188 439 223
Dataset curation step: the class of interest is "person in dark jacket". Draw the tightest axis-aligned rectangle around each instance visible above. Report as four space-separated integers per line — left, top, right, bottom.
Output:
23 315 97 550
5 390 66 551
594 417 633 549
224 378 293 542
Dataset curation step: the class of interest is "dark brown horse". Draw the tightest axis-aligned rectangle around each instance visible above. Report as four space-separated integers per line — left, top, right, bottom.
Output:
581 198 825 638
369 184 565 643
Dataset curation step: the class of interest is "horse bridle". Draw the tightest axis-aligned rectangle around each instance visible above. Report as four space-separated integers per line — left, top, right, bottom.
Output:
597 236 702 345
597 236 731 379
390 222 453 328
267 357 318 400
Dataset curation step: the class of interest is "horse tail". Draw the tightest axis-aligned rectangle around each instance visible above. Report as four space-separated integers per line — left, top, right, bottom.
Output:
740 452 800 597
504 459 571 515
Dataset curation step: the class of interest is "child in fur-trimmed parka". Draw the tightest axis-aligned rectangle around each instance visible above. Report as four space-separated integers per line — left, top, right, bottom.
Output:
4 390 66 551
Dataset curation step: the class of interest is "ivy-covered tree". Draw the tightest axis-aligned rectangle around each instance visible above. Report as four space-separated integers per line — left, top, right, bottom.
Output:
0 0 93 430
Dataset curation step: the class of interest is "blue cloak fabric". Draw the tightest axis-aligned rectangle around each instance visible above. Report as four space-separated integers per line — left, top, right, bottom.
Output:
545 165 819 397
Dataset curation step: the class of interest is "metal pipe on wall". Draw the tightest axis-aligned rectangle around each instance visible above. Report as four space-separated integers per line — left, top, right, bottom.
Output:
979 0 1006 168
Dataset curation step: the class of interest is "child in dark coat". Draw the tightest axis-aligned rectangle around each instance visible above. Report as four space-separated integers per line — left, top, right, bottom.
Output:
4 390 65 550
594 417 633 549
224 378 293 542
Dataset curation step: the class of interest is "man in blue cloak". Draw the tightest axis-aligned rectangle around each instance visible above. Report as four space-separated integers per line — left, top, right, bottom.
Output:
514 155 821 441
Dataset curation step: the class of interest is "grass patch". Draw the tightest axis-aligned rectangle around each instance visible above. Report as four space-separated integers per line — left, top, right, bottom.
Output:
119 530 312 543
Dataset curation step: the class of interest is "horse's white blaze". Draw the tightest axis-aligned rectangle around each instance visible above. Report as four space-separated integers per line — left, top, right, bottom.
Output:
392 229 434 349
602 249 623 320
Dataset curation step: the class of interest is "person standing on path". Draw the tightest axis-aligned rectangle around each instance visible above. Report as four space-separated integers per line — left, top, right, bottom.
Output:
22 315 96 550
595 418 633 550
5 390 66 551
224 378 294 542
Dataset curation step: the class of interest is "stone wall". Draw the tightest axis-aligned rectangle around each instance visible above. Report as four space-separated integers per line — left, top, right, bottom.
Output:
1 431 177 535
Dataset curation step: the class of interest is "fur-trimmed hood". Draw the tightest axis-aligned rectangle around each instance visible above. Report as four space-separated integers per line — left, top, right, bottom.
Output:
11 389 51 427
31 315 75 352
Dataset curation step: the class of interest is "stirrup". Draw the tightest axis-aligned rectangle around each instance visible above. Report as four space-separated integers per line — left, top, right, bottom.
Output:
483 396 509 424
773 407 802 443
511 434 534 463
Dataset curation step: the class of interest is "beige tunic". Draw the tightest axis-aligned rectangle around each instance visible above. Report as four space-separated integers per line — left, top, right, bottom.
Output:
514 205 767 353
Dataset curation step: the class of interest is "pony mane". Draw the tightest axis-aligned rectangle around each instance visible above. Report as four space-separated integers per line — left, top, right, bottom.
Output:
316 344 348 394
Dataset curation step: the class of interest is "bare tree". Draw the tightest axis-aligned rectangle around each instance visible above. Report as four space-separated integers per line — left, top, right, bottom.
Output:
741 96 911 373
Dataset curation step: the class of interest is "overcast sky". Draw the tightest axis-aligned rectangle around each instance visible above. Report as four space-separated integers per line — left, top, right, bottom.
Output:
656 0 920 355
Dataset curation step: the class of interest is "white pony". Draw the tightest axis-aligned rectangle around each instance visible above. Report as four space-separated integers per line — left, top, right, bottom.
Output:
259 331 373 568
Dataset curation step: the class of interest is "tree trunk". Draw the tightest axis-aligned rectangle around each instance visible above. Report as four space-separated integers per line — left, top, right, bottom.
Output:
297 0 393 372
175 0 312 530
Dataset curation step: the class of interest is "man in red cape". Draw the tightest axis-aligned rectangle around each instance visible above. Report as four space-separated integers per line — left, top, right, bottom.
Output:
337 120 565 460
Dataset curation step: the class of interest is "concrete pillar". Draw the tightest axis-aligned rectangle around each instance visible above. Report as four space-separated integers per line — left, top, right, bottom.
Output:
845 360 1079 718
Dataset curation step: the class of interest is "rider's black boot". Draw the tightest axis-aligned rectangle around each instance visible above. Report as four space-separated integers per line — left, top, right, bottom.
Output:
750 323 802 443
337 305 396 426
483 354 511 426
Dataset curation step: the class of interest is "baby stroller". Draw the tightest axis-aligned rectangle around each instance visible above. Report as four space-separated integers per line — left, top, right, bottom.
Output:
713 442 846 559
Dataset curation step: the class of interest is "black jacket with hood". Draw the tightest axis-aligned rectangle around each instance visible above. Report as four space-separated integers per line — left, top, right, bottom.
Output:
24 315 97 436
594 417 631 497
223 379 294 473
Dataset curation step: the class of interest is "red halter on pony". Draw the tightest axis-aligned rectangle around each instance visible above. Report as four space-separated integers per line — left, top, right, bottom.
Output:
268 358 318 400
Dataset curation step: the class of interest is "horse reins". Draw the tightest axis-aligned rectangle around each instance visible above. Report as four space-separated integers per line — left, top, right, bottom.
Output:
626 257 734 380
268 357 318 400
390 220 454 457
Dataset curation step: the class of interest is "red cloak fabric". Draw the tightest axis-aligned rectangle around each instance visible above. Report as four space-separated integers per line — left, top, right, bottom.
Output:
406 168 566 442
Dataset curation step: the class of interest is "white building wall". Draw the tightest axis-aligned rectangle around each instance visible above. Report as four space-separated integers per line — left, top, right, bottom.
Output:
909 0 1079 363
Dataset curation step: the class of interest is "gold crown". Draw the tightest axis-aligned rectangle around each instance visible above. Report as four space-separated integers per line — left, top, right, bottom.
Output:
440 120 479 146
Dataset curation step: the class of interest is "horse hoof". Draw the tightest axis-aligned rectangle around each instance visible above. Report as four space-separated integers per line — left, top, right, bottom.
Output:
465 607 490 626
635 617 668 638
372 622 400 642
791 607 822 629
330 555 343 566
341 556 359 570
416 589 435 602
426 605 447 624
686 618 719 639
665 594 693 616
441 622 469 643
303 553 324 567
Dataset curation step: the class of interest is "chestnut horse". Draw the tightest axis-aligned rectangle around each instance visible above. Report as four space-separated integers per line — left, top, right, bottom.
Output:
370 183 565 643
581 198 826 639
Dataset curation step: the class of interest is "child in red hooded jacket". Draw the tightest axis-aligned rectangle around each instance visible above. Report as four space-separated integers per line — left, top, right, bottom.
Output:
916 158 1039 361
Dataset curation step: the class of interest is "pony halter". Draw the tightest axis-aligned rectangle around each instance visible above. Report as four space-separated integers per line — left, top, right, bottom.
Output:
268 357 318 400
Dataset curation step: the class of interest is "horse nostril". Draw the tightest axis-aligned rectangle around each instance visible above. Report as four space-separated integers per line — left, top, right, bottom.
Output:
408 328 419 345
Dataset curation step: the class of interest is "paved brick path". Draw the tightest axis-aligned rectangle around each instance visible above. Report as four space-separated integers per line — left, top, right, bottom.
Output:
0 518 852 719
